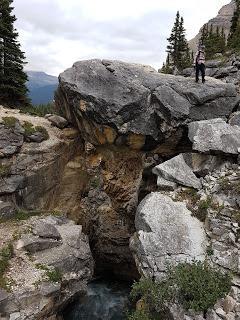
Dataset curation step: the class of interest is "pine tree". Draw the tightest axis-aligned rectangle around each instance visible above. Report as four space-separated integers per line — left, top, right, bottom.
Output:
201 24 226 59
166 11 180 67
0 0 28 107
164 11 191 73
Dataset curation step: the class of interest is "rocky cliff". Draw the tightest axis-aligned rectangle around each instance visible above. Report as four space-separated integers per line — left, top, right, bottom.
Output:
1 59 240 319
189 0 236 52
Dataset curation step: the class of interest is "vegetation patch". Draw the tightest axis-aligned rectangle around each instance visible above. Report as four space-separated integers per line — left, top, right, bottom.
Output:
35 263 62 283
90 176 101 189
0 163 11 177
20 103 54 117
195 197 212 222
128 261 231 319
22 121 49 140
2 116 17 128
0 243 14 290
219 176 240 194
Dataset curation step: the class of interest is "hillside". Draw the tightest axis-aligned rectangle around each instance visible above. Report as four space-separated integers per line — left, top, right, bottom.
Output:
26 71 58 105
189 0 236 52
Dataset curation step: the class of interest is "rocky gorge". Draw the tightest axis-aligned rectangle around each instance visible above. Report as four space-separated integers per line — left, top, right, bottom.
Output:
0 59 240 319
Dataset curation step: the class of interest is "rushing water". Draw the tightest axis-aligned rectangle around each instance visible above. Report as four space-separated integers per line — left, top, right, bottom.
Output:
62 278 131 320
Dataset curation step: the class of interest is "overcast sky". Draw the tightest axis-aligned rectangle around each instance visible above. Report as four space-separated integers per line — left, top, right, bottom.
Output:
13 0 229 76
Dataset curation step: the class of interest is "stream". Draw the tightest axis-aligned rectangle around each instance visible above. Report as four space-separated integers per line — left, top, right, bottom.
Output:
62 278 131 320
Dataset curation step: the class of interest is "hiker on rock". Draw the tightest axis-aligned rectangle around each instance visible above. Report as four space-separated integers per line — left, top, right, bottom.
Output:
194 44 206 83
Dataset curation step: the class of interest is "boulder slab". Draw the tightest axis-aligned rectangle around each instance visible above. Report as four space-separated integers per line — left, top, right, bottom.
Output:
188 118 240 155
130 193 207 279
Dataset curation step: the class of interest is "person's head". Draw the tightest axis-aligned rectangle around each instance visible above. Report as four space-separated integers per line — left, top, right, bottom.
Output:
198 44 205 52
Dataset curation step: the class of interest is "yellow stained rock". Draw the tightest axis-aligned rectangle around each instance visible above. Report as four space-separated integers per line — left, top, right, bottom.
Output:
127 133 145 150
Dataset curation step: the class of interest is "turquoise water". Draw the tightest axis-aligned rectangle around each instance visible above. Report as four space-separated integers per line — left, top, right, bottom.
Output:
62 278 131 320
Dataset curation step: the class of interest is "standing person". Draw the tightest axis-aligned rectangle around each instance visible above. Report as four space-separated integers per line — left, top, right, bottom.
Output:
194 45 206 83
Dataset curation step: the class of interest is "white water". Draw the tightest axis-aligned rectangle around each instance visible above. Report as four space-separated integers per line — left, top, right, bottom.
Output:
63 278 131 320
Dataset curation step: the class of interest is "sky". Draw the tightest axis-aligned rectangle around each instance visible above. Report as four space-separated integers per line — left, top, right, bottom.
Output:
13 0 229 76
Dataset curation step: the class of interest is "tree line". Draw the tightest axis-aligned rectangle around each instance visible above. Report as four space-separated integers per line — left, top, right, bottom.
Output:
162 0 240 74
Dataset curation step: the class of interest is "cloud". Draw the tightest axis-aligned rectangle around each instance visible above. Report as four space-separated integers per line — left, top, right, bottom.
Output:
13 0 230 75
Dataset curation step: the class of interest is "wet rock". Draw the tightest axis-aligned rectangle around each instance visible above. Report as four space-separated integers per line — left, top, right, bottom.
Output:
188 118 240 155
152 154 202 189
130 193 207 279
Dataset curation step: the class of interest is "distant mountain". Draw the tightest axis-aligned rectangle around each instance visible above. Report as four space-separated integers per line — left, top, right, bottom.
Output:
26 71 58 105
189 0 236 52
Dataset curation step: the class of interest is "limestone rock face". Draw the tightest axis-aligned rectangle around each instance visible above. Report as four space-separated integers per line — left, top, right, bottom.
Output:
188 118 240 155
0 216 94 320
130 193 207 279
55 59 237 150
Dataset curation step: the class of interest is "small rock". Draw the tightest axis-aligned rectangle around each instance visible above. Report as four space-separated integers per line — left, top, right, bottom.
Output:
0 201 16 219
33 221 61 240
47 115 68 129
16 235 60 253
215 308 226 318
223 295 236 313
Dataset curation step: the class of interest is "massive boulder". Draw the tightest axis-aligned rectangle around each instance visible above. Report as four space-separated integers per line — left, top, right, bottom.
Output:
130 193 207 279
55 59 237 151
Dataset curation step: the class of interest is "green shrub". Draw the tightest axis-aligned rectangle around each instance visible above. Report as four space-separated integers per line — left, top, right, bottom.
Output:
0 243 14 289
195 197 212 222
129 261 231 318
0 163 11 177
22 121 49 140
173 261 231 312
45 267 62 283
2 116 17 128
128 310 152 320
22 121 35 136
35 125 49 140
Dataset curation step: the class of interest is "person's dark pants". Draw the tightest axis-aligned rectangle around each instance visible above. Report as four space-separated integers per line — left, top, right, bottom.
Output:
196 63 205 83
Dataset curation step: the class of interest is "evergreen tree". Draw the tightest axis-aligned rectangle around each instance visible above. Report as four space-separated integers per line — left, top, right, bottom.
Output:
228 0 240 51
0 0 28 107
201 24 226 59
166 11 180 67
163 11 191 73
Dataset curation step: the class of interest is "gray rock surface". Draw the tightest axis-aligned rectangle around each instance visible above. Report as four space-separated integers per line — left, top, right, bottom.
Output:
32 220 62 240
55 59 237 149
47 115 68 129
0 216 94 320
130 193 207 279
16 235 60 253
0 124 24 157
153 154 202 189
0 175 26 195
188 118 240 155
0 201 16 219
229 111 240 127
